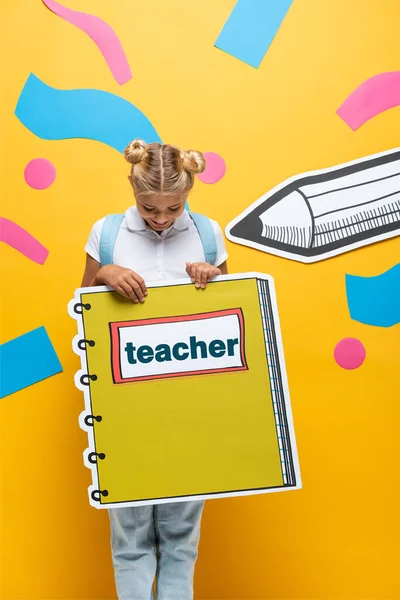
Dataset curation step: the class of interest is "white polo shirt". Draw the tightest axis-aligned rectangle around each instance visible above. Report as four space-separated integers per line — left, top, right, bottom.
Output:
85 206 228 282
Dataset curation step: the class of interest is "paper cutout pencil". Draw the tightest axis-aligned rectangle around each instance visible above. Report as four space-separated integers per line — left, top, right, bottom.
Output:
226 148 400 263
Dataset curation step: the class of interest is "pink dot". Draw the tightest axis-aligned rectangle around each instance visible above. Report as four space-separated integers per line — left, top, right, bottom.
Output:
24 158 56 190
197 152 226 184
334 338 366 370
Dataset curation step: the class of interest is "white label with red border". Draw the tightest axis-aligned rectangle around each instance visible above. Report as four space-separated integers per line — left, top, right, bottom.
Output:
110 309 247 383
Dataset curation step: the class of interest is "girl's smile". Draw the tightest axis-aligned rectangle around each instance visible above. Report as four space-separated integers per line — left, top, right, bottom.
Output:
148 217 170 230
135 193 185 231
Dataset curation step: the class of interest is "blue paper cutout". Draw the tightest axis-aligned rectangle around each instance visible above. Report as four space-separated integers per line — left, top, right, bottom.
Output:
346 263 400 328
15 73 161 152
0 326 62 398
215 0 294 68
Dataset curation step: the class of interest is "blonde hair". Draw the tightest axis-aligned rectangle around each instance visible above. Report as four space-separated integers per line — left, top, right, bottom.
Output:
124 139 206 197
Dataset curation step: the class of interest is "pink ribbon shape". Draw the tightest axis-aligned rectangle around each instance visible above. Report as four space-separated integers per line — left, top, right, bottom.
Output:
337 71 400 130
43 0 132 85
0 217 49 265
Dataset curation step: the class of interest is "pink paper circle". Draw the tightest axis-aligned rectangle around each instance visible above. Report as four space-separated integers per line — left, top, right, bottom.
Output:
24 158 56 190
334 338 366 370
197 152 226 184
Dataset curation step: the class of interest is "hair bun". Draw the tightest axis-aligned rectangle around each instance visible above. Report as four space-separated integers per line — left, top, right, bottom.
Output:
181 149 206 175
124 139 148 165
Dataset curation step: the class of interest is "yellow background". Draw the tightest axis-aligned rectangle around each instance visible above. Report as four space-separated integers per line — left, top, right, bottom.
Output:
1 0 399 598
80 280 283 503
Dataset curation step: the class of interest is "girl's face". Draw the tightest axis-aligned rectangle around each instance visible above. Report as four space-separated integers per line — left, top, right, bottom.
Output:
135 193 185 232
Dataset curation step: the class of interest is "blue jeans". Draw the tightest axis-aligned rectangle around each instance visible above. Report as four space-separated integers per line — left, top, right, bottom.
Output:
109 501 204 600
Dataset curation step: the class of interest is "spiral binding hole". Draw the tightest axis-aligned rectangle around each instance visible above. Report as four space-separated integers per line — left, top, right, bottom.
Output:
78 339 95 351
88 452 106 464
84 414 102 427
91 489 109 502
74 302 91 314
80 373 98 386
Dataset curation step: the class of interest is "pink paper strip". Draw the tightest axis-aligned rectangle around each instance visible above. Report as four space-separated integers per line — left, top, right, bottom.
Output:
337 71 400 130
42 0 132 85
0 218 49 265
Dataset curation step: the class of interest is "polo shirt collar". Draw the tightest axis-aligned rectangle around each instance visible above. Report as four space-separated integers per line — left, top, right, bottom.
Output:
125 206 147 231
125 206 191 232
172 209 191 231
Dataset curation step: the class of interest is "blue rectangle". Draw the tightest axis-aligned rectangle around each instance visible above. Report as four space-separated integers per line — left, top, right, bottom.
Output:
0 326 62 398
215 0 294 68
346 263 400 328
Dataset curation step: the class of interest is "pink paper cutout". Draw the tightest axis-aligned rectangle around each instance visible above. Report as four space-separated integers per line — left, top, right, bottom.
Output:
337 71 400 130
197 152 226 184
24 158 56 190
42 0 132 85
0 218 49 265
334 338 366 370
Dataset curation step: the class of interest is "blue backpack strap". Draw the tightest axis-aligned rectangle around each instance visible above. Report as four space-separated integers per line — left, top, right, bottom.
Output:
99 214 124 267
189 212 217 265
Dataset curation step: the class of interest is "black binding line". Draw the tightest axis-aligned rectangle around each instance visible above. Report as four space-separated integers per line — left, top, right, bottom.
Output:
88 452 106 464
74 302 92 314
80 373 98 386
91 489 109 502
84 414 102 427
78 339 95 350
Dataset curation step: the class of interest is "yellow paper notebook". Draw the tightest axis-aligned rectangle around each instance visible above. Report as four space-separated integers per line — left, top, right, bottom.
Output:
69 273 301 508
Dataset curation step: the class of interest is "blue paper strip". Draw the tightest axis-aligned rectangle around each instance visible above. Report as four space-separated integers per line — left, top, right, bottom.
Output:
215 0 294 68
0 326 62 398
15 73 162 153
346 263 400 328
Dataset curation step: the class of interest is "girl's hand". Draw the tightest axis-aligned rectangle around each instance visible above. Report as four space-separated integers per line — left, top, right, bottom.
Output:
95 265 147 303
185 262 222 289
